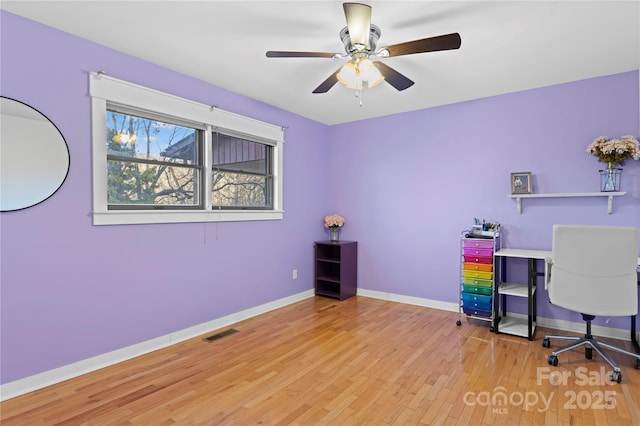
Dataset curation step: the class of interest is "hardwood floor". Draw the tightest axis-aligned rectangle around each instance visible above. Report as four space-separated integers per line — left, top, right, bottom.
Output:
2 296 639 425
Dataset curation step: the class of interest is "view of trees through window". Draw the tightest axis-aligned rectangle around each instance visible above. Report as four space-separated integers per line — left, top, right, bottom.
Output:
212 133 272 209
106 110 273 210
106 110 201 208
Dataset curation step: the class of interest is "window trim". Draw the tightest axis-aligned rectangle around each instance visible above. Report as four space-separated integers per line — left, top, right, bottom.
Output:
90 72 284 225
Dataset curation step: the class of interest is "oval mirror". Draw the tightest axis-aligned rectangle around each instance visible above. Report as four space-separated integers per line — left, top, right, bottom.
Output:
1 96 70 212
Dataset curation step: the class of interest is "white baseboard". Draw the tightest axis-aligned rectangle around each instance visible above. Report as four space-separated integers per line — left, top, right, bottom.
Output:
536 315 634 342
0 289 314 401
358 289 636 342
357 288 460 312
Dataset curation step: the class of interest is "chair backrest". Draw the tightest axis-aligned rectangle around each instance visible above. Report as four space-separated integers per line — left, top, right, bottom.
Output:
549 224 639 317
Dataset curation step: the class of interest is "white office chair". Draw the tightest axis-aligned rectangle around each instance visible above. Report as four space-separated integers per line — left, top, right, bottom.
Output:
542 224 640 383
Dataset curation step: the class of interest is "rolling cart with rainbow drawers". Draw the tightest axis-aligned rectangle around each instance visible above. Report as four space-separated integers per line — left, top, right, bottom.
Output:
456 230 501 330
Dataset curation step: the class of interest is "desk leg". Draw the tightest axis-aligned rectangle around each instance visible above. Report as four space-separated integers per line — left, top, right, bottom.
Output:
492 254 500 333
501 294 507 317
633 314 639 353
634 277 639 353
500 255 508 317
499 255 505 318
527 258 536 341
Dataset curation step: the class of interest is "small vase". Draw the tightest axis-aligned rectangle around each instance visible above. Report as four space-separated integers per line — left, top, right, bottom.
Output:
329 227 340 242
599 162 622 192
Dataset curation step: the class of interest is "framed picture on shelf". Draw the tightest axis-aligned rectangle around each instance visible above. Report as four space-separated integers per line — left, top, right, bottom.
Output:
511 172 532 194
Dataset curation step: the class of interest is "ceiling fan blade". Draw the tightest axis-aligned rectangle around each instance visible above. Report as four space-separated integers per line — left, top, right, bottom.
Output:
382 33 461 57
266 51 336 58
373 62 414 91
343 3 371 50
312 68 342 93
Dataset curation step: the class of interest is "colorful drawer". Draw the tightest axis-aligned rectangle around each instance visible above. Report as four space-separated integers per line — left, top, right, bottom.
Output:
463 248 494 257
458 233 500 329
463 276 493 287
463 262 493 272
463 240 494 250
463 284 493 295
463 270 493 280
462 292 492 310
462 306 492 318
463 255 493 264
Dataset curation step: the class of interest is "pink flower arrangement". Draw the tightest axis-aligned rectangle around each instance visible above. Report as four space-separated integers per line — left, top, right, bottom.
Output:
324 214 345 229
587 135 640 166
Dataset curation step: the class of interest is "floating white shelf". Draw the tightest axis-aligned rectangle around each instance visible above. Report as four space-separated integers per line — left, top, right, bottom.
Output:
507 192 626 214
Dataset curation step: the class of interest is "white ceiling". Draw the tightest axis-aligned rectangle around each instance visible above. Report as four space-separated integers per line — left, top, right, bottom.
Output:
2 1 639 125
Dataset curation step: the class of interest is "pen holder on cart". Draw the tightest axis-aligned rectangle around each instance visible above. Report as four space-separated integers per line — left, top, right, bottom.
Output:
470 225 498 238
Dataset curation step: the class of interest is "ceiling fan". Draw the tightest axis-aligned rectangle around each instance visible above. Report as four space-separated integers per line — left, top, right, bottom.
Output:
266 2 462 94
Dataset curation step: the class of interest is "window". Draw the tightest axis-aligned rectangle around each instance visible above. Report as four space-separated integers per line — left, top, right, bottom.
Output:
90 72 284 225
106 109 204 209
212 131 274 209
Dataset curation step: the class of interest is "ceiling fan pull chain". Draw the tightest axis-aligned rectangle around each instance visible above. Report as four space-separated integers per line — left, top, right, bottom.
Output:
356 72 363 107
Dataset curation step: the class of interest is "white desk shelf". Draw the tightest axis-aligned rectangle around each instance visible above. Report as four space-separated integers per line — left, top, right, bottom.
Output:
497 317 537 339
507 192 626 214
499 282 536 298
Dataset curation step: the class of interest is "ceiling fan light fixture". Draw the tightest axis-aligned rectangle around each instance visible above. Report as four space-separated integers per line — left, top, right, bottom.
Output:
337 58 384 90
266 3 461 96
359 58 384 88
337 61 363 90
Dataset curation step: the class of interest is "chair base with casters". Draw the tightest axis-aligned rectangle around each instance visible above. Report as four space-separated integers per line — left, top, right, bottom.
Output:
542 314 640 383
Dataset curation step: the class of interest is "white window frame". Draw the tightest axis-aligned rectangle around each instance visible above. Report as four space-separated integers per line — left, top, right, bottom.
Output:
89 72 284 225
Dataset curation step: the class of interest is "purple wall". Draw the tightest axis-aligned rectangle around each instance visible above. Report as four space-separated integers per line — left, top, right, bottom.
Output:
1 11 639 385
329 71 639 328
0 11 330 384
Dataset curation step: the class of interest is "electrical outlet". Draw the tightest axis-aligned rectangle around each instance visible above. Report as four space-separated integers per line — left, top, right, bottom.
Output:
292 269 298 280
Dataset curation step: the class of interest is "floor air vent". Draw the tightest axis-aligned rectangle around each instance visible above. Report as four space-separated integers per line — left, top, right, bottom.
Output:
203 328 239 343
